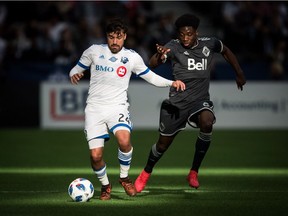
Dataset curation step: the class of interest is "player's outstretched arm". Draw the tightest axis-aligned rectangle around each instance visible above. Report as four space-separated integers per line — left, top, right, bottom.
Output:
141 71 185 91
221 45 246 91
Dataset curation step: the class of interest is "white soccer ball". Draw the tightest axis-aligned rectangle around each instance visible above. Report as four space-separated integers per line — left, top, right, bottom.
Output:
68 178 94 202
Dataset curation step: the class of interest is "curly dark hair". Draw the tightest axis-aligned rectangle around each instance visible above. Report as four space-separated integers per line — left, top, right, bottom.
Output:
175 14 200 30
105 18 128 34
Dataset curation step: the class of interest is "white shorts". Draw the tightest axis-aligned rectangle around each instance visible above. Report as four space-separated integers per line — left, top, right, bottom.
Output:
84 103 133 142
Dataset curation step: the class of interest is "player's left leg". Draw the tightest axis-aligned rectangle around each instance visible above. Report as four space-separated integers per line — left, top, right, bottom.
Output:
85 105 112 200
114 129 137 196
107 104 136 196
188 110 215 188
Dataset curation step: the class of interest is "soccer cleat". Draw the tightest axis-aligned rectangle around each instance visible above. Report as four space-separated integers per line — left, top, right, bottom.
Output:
134 170 151 193
187 170 200 189
119 177 137 196
100 183 112 200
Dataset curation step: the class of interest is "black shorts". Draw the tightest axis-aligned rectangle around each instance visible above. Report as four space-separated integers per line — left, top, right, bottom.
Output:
159 99 216 136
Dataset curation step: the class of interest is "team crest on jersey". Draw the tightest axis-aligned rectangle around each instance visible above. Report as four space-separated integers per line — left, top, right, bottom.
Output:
121 57 129 64
109 57 118 62
202 46 210 57
117 66 127 77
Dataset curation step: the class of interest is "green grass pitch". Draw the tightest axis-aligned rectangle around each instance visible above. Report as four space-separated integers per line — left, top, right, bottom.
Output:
0 129 287 216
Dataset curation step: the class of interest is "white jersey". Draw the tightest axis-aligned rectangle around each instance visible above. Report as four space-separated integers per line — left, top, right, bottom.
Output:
69 43 174 142
77 44 152 106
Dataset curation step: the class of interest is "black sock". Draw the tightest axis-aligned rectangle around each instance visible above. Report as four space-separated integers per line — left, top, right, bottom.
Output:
191 132 211 172
144 144 163 173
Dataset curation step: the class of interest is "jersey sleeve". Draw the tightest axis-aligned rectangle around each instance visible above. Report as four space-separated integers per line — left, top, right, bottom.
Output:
77 45 95 70
211 37 223 53
131 51 150 76
130 50 173 87
69 64 86 77
140 70 173 87
69 45 95 77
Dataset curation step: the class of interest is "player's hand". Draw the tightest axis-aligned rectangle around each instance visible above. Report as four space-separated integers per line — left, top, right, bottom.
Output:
156 44 170 62
70 73 84 85
236 72 246 91
172 80 186 91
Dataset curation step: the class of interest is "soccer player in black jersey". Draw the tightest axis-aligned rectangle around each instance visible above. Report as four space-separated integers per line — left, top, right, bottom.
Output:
135 14 246 192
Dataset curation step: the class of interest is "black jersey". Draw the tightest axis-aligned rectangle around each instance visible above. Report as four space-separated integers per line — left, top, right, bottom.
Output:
165 37 223 109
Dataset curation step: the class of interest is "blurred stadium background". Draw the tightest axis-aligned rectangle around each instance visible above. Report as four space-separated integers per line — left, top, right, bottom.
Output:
0 2 287 215
0 1 287 128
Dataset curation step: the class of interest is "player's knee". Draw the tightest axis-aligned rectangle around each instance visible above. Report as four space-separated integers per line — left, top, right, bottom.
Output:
90 150 103 163
156 143 167 152
119 144 132 153
115 130 131 149
90 154 102 164
200 120 213 132
117 137 131 152
118 136 130 145
156 138 173 152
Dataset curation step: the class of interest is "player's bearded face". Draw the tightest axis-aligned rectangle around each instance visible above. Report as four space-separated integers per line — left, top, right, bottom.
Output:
178 26 197 48
107 31 126 53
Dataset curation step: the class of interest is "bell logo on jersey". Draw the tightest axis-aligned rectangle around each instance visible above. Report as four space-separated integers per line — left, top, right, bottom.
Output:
187 58 207 71
117 66 127 77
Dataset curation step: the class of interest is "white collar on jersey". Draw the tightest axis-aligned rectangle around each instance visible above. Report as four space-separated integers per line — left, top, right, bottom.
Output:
190 39 199 49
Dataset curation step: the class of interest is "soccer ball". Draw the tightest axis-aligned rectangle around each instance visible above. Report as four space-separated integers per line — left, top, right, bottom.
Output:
68 178 94 202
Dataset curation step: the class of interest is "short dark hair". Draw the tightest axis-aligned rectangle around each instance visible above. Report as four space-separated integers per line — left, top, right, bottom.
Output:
175 14 200 30
105 18 128 34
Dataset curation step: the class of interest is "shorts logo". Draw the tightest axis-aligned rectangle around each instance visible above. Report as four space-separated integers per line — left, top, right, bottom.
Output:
203 102 210 107
159 122 165 132
117 66 127 77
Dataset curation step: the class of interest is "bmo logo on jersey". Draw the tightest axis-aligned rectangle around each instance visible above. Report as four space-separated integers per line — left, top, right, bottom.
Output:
117 66 127 77
95 65 114 72
187 59 207 70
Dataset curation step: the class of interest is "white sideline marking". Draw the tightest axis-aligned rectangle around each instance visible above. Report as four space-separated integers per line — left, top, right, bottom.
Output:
0 191 60 193
0 168 287 175
1 190 287 194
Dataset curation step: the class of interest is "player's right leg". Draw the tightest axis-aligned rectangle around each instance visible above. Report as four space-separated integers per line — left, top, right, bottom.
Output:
134 169 151 193
85 105 112 200
187 170 199 189
135 100 185 193
135 135 175 192
90 147 111 200
89 140 112 200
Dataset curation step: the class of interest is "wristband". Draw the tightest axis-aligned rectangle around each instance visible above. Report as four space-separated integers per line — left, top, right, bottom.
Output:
162 54 167 63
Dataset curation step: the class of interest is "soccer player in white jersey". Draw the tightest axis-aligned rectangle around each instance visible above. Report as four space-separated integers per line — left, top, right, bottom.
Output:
135 14 246 193
69 18 185 200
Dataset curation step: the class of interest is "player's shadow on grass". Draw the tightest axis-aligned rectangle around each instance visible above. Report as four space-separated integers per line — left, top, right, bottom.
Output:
136 187 199 198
